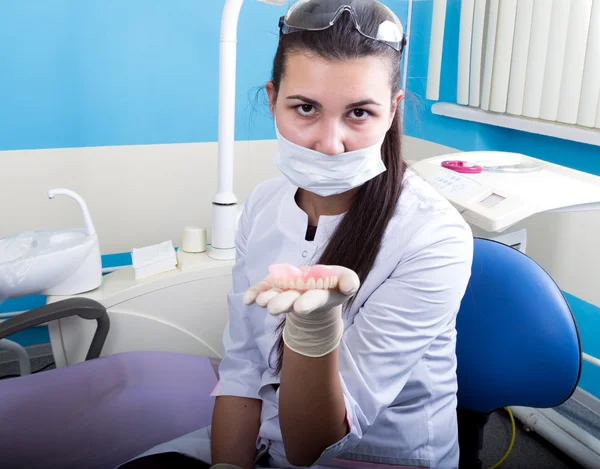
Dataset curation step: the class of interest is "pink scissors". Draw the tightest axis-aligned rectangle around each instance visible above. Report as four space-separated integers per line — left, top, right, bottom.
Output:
441 160 482 174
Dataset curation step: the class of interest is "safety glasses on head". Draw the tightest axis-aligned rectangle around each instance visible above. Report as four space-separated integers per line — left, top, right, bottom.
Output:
279 0 406 53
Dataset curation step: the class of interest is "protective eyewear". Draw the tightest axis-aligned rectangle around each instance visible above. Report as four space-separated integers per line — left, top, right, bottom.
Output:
279 0 406 52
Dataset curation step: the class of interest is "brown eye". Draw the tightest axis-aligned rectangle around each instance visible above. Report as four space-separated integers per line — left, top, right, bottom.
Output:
350 108 370 120
296 104 316 117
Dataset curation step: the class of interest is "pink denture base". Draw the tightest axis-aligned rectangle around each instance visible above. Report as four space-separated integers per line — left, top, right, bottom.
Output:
269 263 338 290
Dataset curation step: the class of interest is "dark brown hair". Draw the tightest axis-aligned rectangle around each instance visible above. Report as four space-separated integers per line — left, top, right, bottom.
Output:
269 2 406 374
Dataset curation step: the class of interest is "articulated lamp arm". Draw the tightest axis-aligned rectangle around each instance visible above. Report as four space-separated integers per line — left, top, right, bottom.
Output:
210 0 287 260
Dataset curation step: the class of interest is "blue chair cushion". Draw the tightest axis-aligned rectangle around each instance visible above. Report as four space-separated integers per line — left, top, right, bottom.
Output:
456 238 581 413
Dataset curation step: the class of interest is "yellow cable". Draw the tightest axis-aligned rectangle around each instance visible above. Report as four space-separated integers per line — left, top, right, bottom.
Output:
488 407 516 469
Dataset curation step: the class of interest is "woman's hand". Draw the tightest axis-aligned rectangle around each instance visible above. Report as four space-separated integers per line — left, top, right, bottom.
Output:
243 265 360 315
243 265 360 357
244 265 358 463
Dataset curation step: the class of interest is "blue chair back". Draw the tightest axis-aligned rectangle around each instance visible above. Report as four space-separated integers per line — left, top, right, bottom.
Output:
456 238 581 414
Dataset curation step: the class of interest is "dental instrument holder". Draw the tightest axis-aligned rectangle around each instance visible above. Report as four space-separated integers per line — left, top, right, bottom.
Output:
209 0 286 261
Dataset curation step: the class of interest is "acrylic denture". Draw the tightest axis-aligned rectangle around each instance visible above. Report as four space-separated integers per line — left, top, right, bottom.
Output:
269 264 338 291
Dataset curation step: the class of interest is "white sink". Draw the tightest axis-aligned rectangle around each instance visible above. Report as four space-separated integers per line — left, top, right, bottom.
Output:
0 189 102 302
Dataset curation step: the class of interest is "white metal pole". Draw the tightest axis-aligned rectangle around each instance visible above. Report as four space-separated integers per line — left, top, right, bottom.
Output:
209 0 244 260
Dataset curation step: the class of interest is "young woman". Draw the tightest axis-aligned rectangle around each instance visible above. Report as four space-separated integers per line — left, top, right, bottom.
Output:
120 1 473 468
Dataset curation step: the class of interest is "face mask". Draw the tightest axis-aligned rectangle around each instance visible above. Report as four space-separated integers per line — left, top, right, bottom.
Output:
272 126 387 197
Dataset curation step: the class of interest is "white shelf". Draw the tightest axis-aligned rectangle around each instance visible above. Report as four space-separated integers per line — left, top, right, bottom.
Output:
431 102 600 147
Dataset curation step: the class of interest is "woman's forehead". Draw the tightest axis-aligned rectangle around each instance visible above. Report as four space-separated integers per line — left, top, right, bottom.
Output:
280 52 393 104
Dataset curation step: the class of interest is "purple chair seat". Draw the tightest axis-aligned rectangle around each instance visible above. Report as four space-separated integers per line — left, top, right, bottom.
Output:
0 351 219 469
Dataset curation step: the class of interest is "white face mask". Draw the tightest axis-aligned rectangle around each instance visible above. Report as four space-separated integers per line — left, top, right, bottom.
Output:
272 126 387 197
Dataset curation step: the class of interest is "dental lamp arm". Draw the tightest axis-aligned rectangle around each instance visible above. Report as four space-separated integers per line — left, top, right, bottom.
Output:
211 0 286 259
0 298 109 362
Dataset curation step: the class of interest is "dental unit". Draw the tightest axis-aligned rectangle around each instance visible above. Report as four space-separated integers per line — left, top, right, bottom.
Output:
2 1 600 468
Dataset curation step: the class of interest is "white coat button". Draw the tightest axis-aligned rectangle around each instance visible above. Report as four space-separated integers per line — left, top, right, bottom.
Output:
302 251 308 257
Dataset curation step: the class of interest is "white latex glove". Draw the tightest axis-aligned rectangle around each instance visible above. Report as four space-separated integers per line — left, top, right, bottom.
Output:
243 266 360 358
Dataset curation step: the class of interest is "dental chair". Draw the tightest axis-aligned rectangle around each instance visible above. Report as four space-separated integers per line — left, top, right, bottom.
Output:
455 238 582 469
0 238 582 469
0 298 219 469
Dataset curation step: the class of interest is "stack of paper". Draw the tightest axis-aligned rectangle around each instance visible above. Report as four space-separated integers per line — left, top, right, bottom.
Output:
131 241 178 280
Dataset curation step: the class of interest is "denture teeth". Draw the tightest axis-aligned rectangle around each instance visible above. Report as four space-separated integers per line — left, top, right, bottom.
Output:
271 273 342 291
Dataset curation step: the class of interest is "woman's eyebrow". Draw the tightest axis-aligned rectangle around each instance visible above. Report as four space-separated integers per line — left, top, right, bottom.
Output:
286 95 382 109
345 99 381 109
286 94 321 107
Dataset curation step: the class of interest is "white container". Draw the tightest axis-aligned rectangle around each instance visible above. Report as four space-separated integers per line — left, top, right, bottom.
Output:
182 226 208 253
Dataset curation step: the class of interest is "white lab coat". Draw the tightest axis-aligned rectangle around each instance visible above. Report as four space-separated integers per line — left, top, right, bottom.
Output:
126 169 473 469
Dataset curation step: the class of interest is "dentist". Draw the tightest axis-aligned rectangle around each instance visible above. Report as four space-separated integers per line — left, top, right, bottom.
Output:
120 1 473 468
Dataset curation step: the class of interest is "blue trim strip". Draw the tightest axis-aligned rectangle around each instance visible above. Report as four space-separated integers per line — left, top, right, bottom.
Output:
0 295 47 314
102 252 132 269
4 328 51 348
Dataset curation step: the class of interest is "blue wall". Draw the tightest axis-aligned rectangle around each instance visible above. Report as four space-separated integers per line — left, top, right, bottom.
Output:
2 0 600 398
0 0 288 151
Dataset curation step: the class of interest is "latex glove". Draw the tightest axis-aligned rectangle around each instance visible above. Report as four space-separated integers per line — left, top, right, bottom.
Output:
243 266 360 358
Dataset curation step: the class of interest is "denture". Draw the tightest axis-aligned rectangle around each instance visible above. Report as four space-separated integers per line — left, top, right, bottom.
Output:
269 264 338 291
